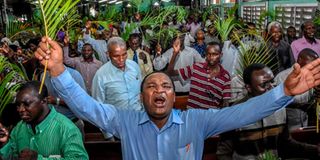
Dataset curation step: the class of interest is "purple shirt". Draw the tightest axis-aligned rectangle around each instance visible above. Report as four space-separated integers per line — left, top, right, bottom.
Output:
291 36 320 60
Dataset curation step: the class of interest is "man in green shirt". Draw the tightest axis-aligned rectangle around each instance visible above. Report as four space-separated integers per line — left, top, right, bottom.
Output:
0 81 88 159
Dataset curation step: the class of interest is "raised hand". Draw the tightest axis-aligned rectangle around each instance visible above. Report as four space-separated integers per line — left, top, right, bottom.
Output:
63 34 70 47
18 149 37 160
34 37 65 77
85 20 92 30
139 52 147 64
284 59 320 96
156 43 162 56
172 38 181 55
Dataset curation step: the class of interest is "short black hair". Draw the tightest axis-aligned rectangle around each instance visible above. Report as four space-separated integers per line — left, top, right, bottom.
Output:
82 43 93 50
287 26 296 30
17 81 48 101
9 44 18 52
26 38 40 47
140 71 175 92
207 41 222 50
298 48 319 59
246 22 256 28
243 63 267 85
129 33 142 41
301 21 314 31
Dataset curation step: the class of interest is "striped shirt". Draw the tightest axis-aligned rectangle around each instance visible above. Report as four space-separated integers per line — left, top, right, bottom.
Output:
178 62 231 109
0 106 88 159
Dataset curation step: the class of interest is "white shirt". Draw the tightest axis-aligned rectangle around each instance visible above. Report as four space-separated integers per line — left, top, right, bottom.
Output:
83 33 109 64
153 46 204 92
221 40 241 78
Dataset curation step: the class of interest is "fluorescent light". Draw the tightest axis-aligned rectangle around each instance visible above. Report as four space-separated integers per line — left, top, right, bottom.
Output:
116 1 123 4
108 0 117 3
99 0 108 3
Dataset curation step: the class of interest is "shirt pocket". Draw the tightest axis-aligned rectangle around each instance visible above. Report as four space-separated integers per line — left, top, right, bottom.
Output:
178 143 195 160
126 74 141 93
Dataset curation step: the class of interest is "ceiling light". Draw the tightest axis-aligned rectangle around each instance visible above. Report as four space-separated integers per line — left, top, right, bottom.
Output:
99 0 108 3
108 0 117 3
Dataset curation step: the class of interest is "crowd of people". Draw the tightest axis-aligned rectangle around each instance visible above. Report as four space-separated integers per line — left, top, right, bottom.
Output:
1 10 320 159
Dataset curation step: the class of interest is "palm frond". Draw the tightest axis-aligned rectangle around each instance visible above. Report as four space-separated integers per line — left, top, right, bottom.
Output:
232 30 277 78
101 5 119 21
0 56 26 117
227 4 239 18
129 0 143 12
38 0 80 39
214 16 239 42
153 28 181 50
121 22 138 41
6 16 32 40
37 0 80 93
94 20 113 31
259 151 280 160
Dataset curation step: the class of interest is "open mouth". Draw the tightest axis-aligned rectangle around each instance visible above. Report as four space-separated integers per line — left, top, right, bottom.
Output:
154 95 166 107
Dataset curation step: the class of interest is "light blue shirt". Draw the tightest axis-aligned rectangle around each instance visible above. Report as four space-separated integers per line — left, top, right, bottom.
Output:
42 67 87 119
91 60 142 110
51 69 293 160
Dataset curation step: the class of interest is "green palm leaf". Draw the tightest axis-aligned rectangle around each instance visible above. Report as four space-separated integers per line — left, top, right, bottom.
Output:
232 31 277 78
129 0 143 12
38 0 80 39
37 0 80 93
0 56 26 117
214 16 239 42
6 16 34 40
121 22 138 41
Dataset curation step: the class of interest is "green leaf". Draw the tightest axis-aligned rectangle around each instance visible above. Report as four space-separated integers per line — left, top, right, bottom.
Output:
0 56 26 117
38 0 80 39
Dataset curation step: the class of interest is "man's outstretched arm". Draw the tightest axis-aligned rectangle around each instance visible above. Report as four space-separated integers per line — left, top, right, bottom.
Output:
34 37 121 136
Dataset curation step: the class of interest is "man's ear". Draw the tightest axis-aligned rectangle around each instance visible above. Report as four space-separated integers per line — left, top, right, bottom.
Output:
42 97 48 104
245 84 252 93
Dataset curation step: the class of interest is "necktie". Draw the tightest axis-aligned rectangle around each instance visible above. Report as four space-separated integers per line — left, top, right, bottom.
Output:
133 50 138 64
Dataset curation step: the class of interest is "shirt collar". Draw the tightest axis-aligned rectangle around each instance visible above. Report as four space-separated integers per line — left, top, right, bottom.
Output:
203 62 224 76
80 57 95 63
29 105 57 134
138 109 184 125
111 60 129 72
302 36 318 44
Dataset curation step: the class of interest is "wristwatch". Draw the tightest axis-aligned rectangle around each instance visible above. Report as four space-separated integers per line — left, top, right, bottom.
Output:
56 97 60 106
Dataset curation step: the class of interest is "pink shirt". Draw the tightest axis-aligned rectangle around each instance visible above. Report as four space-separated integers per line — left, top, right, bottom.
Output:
291 36 320 60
